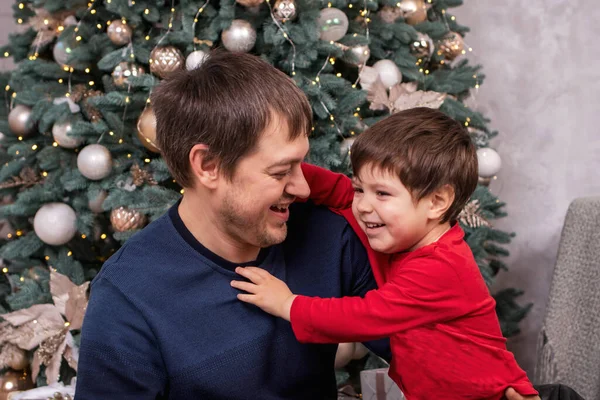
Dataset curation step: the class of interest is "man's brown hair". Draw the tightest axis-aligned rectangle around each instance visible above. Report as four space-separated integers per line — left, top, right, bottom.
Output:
151 50 313 188
350 107 478 223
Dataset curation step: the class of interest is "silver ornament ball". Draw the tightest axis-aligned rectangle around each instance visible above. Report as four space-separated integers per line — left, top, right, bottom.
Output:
52 120 84 149
348 44 370 66
88 190 108 213
222 20 257 53
8 105 35 137
77 144 113 181
34 202 78 246
318 8 349 42
53 39 75 68
477 147 502 178
410 33 434 60
185 50 209 70
373 59 402 87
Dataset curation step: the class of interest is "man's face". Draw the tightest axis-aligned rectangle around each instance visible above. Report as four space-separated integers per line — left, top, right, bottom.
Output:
216 114 310 249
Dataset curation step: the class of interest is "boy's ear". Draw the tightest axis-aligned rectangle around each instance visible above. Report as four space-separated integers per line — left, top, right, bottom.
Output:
428 184 455 220
189 144 220 189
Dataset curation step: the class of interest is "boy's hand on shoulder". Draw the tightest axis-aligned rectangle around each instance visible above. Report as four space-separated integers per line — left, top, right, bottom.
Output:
231 267 297 321
505 388 541 400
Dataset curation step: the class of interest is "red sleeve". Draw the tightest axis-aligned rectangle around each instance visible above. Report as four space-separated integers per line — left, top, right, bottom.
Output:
301 163 354 210
290 255 472 343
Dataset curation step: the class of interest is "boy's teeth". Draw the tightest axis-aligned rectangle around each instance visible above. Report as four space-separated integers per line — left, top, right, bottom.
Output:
366 223 384 228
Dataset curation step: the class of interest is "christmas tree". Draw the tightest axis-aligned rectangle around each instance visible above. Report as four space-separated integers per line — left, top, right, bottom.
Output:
0 0 530 391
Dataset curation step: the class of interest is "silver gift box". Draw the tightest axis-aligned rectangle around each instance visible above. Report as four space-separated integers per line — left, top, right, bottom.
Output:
360 368 405 400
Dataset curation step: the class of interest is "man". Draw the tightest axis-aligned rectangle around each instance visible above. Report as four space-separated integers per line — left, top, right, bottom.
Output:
75 51 541 399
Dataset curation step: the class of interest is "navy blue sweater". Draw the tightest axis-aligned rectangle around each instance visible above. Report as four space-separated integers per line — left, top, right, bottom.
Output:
76 201 389 399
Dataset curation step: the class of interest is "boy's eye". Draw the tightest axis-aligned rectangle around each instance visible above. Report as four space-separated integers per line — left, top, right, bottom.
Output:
353 187 364 193
376 191 390 197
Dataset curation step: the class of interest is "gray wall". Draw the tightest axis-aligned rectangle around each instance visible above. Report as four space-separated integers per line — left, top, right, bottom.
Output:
0 2 16 72
1 0 599 377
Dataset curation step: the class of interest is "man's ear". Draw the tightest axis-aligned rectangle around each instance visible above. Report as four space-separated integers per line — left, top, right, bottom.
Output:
189 144 219 189
427 184 455 220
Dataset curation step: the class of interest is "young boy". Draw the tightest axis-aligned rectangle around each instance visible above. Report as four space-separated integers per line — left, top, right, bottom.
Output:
231 108 538 400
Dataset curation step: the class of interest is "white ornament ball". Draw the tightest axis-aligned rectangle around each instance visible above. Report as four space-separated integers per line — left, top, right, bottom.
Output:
318 8 349 42
88 190 108 213
8 105 35 137
34 203 77 246
77 144 113 181
334 343 355 368
186 50 209 70
477 147 502 178
221 20 257 53
340 137 356 157
52 120 84 149
373 59 402 88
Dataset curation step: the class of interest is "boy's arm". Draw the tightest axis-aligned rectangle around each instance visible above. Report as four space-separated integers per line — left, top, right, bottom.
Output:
301 163 354 209
289 255 471 343
233 254 470 342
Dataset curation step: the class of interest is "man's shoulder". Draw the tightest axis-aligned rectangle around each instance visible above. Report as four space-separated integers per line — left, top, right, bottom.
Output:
286 202 365 259
93 212 183 286
288 201 350 232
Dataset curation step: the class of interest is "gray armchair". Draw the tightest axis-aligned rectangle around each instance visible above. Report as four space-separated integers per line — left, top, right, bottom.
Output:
535 197 600 400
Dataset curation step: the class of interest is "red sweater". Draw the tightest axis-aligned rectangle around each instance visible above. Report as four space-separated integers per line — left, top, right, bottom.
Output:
291 164 537 400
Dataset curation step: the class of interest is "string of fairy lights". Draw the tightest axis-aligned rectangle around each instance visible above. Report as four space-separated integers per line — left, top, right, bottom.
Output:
0 0 492 284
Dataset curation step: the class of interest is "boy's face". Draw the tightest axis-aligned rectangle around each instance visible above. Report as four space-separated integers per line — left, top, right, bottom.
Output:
351 165 433 254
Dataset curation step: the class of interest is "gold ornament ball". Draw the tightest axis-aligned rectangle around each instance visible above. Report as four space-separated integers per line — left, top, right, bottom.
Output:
398 0 427 25
137 107 160 153
6 348 28 371
110 207 147 232
107 20 132 46
8 105 35 138
274 0 297 22
112 61 145 87
438 32 465 61
0 369 34 400
236 0 264 7
149 46 185 79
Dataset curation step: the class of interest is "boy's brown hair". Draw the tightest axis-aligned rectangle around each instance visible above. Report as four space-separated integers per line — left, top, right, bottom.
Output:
151 50 312 188
350 107 478 224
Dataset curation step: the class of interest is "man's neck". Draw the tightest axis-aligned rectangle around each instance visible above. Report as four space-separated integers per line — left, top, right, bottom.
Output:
178 194 261 264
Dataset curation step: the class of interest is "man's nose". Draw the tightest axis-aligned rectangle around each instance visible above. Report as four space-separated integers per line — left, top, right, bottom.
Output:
286 165 311 199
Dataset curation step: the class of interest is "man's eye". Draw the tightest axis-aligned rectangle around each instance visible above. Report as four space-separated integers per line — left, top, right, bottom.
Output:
273 171 291 179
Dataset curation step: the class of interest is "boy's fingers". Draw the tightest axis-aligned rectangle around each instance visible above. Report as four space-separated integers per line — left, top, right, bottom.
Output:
245 267 269 278
230 280 258 293
235 267 263 283
237 293 256 303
